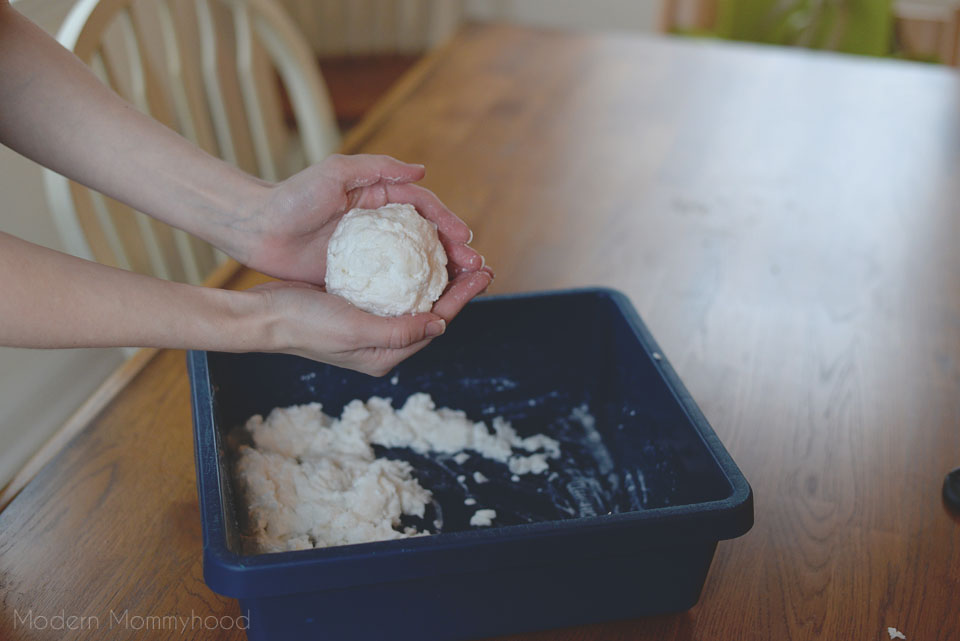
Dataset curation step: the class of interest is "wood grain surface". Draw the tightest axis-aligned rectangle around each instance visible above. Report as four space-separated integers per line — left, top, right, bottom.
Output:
2 23 959 641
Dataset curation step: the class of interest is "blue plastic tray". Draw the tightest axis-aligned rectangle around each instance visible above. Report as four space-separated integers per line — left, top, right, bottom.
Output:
188 288 752 641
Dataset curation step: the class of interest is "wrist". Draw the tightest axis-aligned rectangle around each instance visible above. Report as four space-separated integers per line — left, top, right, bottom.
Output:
186 170 276 263
208 287 283 354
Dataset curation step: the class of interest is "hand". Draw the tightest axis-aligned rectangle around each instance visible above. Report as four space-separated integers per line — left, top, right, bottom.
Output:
252 276 489 377
227 153 488 285
0 230 486 374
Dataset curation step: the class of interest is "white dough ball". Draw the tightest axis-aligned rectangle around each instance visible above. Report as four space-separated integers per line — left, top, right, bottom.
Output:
325 204 448 316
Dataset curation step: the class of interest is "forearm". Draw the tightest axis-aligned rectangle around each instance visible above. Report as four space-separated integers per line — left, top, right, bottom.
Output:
0 2 269 259
0 231 273 352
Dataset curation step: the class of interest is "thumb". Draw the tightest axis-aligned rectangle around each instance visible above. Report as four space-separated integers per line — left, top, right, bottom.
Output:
362 312 446 350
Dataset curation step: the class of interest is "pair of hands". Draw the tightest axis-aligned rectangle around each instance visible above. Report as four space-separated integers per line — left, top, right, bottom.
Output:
227 154 493 376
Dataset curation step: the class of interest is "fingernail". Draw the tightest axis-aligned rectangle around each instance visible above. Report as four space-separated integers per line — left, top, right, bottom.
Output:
478 254 486 269
412 163 425 170
426 319 446 337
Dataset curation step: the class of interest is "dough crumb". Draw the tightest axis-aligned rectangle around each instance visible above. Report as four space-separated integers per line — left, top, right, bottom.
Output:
470 509 497 527
473 471 489 484
887 628 906 640
464 498 477 506
509 453 549 475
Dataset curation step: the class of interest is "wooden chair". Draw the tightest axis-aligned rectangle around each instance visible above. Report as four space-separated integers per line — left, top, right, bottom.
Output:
42 0 340 287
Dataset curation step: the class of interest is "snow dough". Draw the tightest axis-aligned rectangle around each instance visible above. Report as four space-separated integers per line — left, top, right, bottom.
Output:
325 203 448 316
231 394 561 553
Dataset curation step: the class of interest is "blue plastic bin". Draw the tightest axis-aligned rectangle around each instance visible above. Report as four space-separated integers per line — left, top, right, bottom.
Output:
188 288 753 641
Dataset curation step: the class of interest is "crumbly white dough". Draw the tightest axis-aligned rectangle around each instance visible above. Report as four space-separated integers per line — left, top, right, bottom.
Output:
232 404 430 554
325 203 448 316
232 394 560 553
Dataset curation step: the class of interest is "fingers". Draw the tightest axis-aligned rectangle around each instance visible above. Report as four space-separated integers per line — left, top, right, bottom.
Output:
324 155 470 244
442 239 484 273
336 165 479 273
262 280 493 377
327 153 426 191
360 337 436 377
432 270 493 323
383 182 482 275
357 311 446 351
385 182 472 244
451 263 495 279
341 270 490 376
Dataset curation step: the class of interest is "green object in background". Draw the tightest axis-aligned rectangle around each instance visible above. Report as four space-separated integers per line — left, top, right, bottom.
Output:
715 0 893 56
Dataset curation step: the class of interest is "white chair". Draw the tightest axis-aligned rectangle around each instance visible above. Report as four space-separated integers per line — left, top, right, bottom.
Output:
43 0 340 286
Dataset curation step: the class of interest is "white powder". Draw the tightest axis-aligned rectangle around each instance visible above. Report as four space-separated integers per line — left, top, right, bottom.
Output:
473 471 489 484
233 394 560 553
325 204 448 316
470 509 497 527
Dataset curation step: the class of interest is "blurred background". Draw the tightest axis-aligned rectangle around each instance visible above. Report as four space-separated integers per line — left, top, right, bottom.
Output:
2 0 959 488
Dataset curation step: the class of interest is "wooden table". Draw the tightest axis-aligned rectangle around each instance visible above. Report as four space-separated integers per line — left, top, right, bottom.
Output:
2 23 959 640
